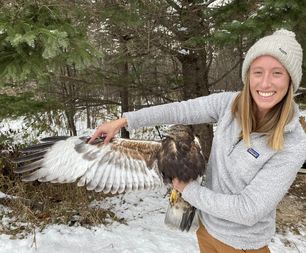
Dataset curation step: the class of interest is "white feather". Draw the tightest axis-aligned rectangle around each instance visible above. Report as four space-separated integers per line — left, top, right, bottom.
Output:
130 158 141 191
110 157 123 194
103 163 116 194
103 150 122 194
134 159 147 190
95 160 113 192
86 161 104 191
152 164 163 188
143 164 155 188
116 156 128 193
125 160 133 192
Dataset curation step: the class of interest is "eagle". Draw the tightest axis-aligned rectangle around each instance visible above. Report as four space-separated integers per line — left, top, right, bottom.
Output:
12 125 205 232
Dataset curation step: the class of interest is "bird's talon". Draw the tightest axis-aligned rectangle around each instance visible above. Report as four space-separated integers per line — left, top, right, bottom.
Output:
170 189 179 205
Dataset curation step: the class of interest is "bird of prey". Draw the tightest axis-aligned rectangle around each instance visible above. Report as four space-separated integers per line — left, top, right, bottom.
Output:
13 125 205 232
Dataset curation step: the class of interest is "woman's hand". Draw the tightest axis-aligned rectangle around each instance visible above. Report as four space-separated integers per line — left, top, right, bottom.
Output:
88 118 128 144
172 178 190 193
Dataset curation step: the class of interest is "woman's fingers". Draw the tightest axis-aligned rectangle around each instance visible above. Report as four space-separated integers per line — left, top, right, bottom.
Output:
88 128 105 144
88 118 128 144
172 178 190 193
103 134 113 144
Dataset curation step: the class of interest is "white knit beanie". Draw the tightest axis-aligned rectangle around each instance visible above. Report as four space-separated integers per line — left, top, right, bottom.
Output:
241 29 303 92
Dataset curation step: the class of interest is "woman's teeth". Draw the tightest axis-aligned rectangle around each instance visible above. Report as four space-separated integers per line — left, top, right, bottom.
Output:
258 91 275 97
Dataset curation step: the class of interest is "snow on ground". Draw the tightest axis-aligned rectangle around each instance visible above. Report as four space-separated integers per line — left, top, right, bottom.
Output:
1 114 306 253
1 188 305 253
0 188 200 253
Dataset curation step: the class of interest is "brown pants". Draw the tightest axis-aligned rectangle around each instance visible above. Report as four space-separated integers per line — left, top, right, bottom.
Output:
196 223 270 253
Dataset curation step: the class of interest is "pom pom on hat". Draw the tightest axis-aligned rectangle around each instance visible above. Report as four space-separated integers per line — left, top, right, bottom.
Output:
241 29 303 92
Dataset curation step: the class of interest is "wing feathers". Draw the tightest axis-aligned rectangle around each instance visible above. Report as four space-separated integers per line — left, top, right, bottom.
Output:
118 159 127 194
135 161 145 191
14 137 163 194
125 161 133 192
104 161 117 194
40 136 70 142
130 161 139 191
14 159 43 173
13 151 46 163
20 142 54 153
110 157 122 194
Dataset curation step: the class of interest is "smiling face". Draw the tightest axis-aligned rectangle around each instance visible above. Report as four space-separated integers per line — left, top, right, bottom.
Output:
249 55 290 120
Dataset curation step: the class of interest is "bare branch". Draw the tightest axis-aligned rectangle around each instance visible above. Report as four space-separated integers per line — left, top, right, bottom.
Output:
209 60 240 86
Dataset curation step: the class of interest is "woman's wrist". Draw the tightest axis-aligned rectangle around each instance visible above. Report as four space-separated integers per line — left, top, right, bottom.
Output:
119 117 128 127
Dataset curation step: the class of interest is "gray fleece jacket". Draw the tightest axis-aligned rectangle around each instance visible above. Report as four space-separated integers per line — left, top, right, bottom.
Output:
122 92 306 250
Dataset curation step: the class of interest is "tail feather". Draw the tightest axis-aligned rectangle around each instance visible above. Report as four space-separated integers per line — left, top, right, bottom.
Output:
164 198 199 232
179 206 196 231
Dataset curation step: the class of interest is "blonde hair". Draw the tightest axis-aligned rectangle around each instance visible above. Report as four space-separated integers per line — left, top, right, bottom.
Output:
232 75 294 151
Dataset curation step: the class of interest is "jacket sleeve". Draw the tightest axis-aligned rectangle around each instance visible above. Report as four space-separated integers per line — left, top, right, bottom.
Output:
182 141 306 226
122 92 237 131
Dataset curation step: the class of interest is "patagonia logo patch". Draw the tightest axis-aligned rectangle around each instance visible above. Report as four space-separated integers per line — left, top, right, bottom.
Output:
279 47 287 55
247 148 260 158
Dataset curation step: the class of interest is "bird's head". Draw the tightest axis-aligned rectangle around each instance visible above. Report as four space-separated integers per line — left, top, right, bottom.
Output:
162 125 194 144
157 125 205 185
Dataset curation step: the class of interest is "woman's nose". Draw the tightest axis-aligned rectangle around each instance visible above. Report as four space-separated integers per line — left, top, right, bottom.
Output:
260 73 272 89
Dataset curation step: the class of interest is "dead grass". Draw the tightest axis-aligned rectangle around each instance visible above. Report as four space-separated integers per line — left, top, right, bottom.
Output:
276 174 306 235
0 145 125 238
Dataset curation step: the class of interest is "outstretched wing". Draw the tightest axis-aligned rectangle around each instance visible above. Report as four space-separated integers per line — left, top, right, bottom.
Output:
13 136 163 194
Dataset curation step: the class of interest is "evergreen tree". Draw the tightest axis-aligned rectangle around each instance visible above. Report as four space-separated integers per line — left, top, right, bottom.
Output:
0 1 100 132
0 1 98 83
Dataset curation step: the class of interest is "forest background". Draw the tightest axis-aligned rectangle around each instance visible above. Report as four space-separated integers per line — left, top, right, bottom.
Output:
0 0 306 242
1 0 306 154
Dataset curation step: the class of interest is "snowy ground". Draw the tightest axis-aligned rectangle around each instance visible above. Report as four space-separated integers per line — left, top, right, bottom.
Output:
0 188 305 253
1 115 306 253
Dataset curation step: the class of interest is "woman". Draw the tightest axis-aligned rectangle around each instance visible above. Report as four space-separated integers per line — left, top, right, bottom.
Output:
89 29 306 252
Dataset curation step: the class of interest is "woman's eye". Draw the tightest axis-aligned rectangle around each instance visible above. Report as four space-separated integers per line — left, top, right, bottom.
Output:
253 71 262 75
273 71 282 75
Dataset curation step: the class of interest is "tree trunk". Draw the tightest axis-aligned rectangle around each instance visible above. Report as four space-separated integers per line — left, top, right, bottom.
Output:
120 85 130 139
119 40 130 139
180 52 213 163
65 109 77 136
86 102 91 129
181 53 209 99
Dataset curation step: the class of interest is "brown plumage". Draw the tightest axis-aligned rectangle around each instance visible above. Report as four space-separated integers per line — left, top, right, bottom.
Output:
12 125 205 231
158 125 205 184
